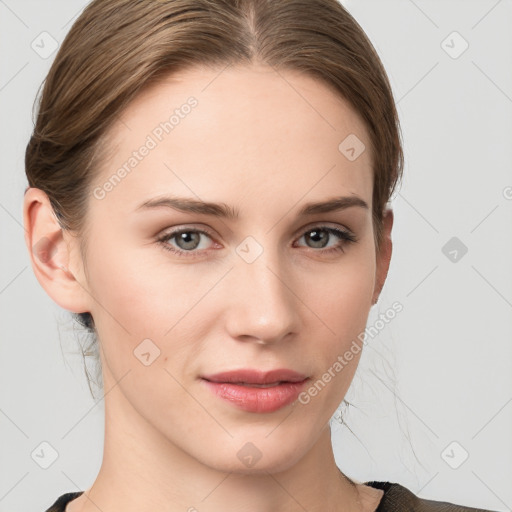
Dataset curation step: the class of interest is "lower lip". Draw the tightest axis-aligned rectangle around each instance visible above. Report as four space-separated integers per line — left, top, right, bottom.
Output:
201 378 309 413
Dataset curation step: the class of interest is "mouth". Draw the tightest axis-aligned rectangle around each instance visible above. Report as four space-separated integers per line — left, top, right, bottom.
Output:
220 381 291 388
201 368 308 385
200 368 310 413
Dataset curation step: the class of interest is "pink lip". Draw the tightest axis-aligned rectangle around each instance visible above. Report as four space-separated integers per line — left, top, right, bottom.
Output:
201 369 309 413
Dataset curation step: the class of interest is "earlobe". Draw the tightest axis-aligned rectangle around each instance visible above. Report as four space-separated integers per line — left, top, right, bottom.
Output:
23 187 91 314
372 207 393 305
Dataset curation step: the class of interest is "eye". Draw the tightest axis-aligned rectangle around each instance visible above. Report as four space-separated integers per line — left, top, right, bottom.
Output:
156 227 216 258
294 226 357 254
156 225 357 259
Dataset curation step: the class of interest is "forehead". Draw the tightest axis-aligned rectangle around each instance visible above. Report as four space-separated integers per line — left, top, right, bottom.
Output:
93 64 373 215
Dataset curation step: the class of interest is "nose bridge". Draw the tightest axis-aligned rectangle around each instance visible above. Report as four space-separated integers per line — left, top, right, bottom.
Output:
226 239 300 343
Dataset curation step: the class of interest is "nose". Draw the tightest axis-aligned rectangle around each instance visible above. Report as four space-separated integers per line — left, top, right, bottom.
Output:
224 249 301 345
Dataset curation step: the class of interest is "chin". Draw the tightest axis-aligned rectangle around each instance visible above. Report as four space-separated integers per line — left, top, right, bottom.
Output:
192 429 312 475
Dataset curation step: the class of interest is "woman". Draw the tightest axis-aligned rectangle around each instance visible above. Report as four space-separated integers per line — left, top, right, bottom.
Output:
23 0 497 511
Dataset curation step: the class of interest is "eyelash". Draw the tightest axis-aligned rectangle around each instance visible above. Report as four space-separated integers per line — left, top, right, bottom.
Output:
156 225 358 259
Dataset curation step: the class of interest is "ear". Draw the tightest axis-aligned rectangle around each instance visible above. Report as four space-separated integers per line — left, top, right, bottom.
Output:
23 187 91 314
372 207 393 305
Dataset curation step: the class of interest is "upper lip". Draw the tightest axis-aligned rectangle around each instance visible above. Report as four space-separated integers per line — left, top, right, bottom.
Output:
201 369 308 384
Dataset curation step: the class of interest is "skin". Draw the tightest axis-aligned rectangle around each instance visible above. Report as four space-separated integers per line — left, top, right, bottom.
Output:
24 63 393 512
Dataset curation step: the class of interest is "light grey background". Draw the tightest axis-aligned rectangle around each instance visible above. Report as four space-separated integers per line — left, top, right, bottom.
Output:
1 1 511 511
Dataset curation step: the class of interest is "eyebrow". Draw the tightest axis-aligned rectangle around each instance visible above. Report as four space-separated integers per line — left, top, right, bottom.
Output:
135 194 369 219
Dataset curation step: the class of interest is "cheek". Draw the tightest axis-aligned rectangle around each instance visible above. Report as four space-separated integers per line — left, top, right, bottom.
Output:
306 249 376 340
85 242 224 369
299 249 375 399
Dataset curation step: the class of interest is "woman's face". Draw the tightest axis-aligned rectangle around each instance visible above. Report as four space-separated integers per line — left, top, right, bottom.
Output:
73 64 389 473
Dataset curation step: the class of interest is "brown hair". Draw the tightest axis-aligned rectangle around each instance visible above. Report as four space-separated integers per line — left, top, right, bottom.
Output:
25 0 403 368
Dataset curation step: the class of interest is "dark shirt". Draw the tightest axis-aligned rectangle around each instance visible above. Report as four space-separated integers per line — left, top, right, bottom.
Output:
44 481 498 512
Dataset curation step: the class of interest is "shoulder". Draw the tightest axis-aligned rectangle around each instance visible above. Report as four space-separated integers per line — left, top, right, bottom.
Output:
365 481 498 512
44 491 83 512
